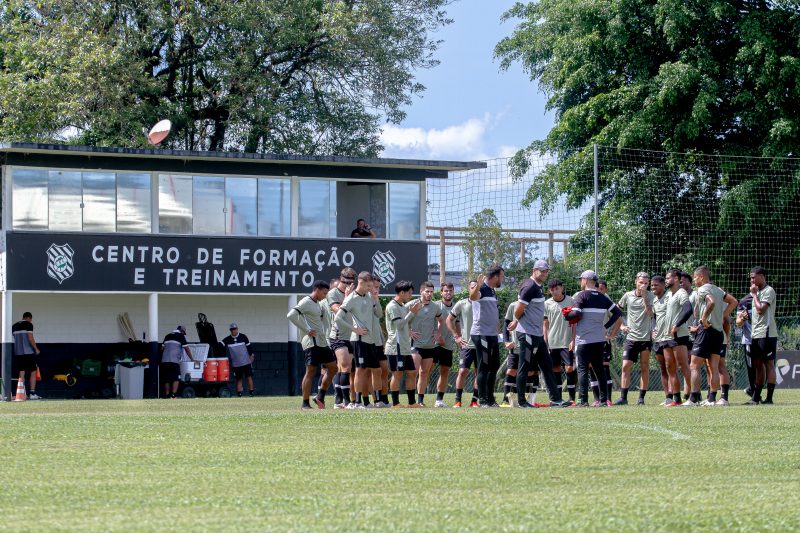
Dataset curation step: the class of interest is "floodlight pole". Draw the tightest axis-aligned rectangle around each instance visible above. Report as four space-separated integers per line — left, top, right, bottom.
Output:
593 144 599 273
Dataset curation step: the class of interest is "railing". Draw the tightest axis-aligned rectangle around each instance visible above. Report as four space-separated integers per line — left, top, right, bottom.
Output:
426 226 578 286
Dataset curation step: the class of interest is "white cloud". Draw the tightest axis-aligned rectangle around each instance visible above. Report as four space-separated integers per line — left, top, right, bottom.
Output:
380 113 516 161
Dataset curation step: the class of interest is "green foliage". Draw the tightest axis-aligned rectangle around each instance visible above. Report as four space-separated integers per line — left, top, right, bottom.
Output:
0 0 452 155
462 208 520 280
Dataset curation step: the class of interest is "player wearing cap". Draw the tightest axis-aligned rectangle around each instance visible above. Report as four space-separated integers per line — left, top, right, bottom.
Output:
544 278 576 403
220 323 255 397
288 280 338 410
408 281 443 407
564 271 622 407
470 264 504 407
447 280 480 408
615 272 655 405
335 271 385 408
683 266 725 406
508 260 569 408
327 268 357 408
433 283 458 407
161 325 194 399
748 266 778 404
385 280 422 407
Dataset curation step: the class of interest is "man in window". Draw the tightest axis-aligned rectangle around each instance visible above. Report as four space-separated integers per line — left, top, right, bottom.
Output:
350 218 376 238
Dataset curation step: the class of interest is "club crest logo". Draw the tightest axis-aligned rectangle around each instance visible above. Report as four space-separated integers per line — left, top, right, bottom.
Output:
372 250 396 287
46 243 75 284
776 358 791 385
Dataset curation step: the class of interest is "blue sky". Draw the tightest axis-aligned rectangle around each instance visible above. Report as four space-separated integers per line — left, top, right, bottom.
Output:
380 0 555 162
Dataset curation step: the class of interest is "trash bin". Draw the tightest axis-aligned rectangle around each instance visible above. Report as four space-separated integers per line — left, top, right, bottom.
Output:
115 362 146 399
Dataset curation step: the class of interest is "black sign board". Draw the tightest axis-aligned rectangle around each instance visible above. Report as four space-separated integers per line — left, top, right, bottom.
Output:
776 351 800 389
5 232 427 294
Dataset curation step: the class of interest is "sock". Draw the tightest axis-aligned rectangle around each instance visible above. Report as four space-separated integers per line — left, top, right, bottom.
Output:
302 399 311 407
437 391 445 401
709 390 717 402
567 371 577 401
753 384 764 402
407 389 416 405
30 389 36 395
373 392 379 404
532 374 540 391
503 375 514 401
237 391 243 397
418 393 425 405
621 387 629 401
639 389 647 400
691 392 702 403
391 391 400 405
684 392 690 401
340 373 351 403
455 388 464 402
707 389 712 401
606 379 614 400
356 392 363 404
590 380 600 402
317 389 326 402
362 394 370 406
766 383 775 402
249 389 254 396
721 384 730 401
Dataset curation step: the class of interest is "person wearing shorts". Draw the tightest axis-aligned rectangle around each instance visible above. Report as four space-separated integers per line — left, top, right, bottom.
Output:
748 266 778 404
408 281 442 407
616 272 655 405
544 279 576 403
650 276 674 405
288 280 338 410
12 312 41 400
327 267 357 408
220 323 255 397
433 283 458 407
385 280 421 407
684 266 726 406
501 301 521 406
469 265 504 407
161 326 193 399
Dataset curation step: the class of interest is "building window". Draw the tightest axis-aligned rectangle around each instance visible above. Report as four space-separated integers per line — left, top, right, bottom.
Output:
388 182 421 240
11 168 49 230
192 175 225 235
257 178 291 237
158 174 192 234
226 177 257 236
48 171 82 231
117 173 151 233
298 179 336 238
82 172 116 232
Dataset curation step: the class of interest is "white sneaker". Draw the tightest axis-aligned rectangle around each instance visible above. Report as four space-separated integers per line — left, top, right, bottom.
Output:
376 401 391 408
364 403 377 409
659 399 668 406
681 400 699 407
345 402 357 410
701 399 716 407
509 396 519 408
434 400 446 408
28 393 41 400
527 392 536 405
333 402 345 409
715 398 729 406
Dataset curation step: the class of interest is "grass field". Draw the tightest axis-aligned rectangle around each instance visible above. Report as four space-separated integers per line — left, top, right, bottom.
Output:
2 391 800 532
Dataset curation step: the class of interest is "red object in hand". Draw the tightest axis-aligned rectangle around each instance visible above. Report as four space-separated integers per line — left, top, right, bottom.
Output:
561 306 580 325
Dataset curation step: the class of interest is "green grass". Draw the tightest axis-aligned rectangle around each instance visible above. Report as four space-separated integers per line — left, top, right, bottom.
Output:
2 391 800 532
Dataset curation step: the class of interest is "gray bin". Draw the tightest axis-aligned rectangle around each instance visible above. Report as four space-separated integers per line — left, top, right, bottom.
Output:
115 363 145 400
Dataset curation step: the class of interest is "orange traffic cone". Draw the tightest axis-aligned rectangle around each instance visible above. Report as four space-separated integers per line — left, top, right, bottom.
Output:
13 378 26 402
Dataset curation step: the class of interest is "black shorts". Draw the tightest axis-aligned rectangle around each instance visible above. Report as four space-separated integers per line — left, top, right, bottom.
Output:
750 337 777 361
305 346 336 367
690 326 723 359
374 345 387 362
354 341 379 369
160 362 180 382
388 354 416 372
233 363 254 379
413 347 438 360
506 351 519 370
653 340 677 356
603 341 613 363
14 353 37 373
459 347 477 369
675 335 692 349
434 346 453 367
623 340 652 362
329 339 353 354
550 348 575 368
719 343 728 358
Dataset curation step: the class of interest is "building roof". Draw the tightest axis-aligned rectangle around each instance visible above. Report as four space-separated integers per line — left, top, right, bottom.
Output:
0 142 486 172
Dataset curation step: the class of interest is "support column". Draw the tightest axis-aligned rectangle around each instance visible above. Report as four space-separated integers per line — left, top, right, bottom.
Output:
1 291 12 401
147 293 159 398
287 295 298 396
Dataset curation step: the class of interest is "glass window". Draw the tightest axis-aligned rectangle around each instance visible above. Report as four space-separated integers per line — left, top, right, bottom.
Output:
298 179 336 238
48 170 82 231
225 177 257 236
12 168 48 230
159 174 193 234
193 176 225 235
257 178 290 236
117 173 151 233
388 182 421 240
82 172 116 232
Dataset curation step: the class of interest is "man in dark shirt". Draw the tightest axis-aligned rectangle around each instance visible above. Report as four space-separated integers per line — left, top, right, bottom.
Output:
220 323 255 397
161 326 194 399
12 312 40 400
350 218 376 238
469 264 504 407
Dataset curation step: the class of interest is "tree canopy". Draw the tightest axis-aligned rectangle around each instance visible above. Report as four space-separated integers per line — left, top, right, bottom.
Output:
0 0 452 155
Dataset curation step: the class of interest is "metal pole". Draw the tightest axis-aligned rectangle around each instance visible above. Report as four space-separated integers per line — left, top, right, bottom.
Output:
593 144 599 273
439 228 446 287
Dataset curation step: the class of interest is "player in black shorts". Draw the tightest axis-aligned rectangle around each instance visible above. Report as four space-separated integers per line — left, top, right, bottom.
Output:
446 280 480 408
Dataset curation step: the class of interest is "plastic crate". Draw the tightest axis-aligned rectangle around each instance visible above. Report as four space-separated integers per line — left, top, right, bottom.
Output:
81 359 102 377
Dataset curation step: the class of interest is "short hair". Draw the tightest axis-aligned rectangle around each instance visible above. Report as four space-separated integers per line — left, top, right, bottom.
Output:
597 279 608 289
750 266 767 277
651 275 665 284
440 282 454 290
679 271 692 283
312 280 330 291
547 278 563 289
395 280 414 293
357 271 372 282
636 271 650 279
694 265 710 277
486 264 504 279
340 267 357 281
356 218 366 224
22 312 32 319
420 281 434 290
667 268 681 279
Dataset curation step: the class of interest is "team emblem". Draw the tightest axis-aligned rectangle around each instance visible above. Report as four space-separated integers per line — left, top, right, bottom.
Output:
46 243 75 284
776 358 790 385
372 250 396 287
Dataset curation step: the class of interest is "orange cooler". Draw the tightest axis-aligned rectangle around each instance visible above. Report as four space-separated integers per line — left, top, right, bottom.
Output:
203 359 219 382
217 358 230 382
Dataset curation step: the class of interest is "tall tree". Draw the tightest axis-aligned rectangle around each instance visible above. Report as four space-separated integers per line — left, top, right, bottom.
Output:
0 0 452 155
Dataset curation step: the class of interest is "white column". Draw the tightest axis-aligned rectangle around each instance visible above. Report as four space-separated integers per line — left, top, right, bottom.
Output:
1 290 12 400
287 294 298 341
148 293 159 342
